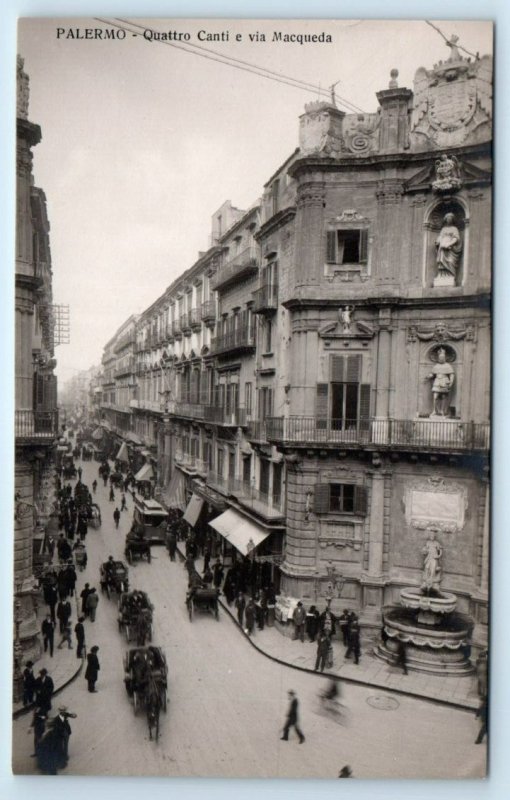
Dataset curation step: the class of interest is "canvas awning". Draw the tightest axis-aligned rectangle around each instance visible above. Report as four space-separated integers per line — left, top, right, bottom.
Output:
162 469 187 512
183 494 204 528
126 431 143 445
135 463 154 482
116 442 129 463
209 509 270 557
92 427 104 441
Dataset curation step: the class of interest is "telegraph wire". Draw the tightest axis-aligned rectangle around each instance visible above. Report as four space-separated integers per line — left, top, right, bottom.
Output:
425 20 479 59
93 17 366 114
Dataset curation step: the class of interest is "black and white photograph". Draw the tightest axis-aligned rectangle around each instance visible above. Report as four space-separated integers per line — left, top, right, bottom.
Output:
10 15 493 781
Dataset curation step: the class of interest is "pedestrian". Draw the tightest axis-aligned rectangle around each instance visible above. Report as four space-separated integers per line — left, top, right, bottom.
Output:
203 546 211 572
92 479 97 494
245 598 256 636
203 566 214 587
46 535 56 562
85 646 100 692
235 592 246 628
103 474 108 488
28 708 46 756
305 605 320 642
34 668 54 713
85 588 99 622
56 598 71 634
113 507 121 529
338 609 350 646
41 614 55 657
475 695 488 744
212 559 224 589
52 706 74 766
46 584 58 623
280 690 305 743
75 617 86 659
319 602 337 637
109 486 115 502
395 636 408 675
65 562 77 597
22 660 36 706
120 493 127 511
57 620 73 650
77 466 83 480
166 529 177 561
314 632 331 673
80 583 93 617
345 619 361 665
292 601 306 642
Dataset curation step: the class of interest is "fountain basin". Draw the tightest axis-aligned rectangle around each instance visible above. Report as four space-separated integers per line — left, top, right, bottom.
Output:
400 588 457 615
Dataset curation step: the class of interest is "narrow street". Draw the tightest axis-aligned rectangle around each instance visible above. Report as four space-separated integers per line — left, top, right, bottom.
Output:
12 457 485 778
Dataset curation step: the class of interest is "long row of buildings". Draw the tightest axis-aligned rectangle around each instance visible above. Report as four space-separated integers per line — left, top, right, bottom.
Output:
87 43 491 652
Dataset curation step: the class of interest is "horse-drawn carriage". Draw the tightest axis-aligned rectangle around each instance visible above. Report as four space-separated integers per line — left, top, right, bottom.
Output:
118 590 154 643
186 573 220 622
110 471 124 489
125 527 151 565
100 559 129 598
62 457 77 480
123 646 168 740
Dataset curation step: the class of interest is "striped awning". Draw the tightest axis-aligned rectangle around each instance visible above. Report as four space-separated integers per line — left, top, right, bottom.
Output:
116 442 129 463
183 494 204 528
209 509 269 556
162 469 187 512
135 463 154 482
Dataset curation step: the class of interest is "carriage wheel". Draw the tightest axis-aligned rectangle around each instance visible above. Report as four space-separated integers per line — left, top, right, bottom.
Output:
188 600 193 622
125 625 131 643
133 691 139 715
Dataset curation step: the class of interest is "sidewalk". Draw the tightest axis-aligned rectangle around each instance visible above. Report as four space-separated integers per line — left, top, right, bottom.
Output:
13 576 83 719
187 550 480 711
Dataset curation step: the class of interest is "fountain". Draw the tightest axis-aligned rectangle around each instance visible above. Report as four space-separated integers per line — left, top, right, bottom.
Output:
377 533 473 675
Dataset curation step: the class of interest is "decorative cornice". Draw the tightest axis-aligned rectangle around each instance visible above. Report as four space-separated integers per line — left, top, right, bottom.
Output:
255 206 296 242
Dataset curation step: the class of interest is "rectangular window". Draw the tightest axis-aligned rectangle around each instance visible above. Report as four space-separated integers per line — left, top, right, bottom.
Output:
228 450 236 480
314 483 367 515
242 454 252 485
245 382 252 415
272 462 283 508
217 447 224 476
265 319 272 352
259 459 270 496
326 229 368 265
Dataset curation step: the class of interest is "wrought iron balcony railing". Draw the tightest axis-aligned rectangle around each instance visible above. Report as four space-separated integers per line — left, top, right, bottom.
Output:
210 324 255 356
252 283 278 314
265 416 490 452
203 405 247 426
201 300 216 324
210 245 259 291
15 410 59 440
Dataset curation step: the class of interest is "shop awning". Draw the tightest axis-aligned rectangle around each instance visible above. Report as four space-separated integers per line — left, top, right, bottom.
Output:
162 469 187 512
183 493 204 528
209 509 270 556
101 420 112 431
135 463 154 482
92 427 104 441
126 431 143 445
116 442 129 463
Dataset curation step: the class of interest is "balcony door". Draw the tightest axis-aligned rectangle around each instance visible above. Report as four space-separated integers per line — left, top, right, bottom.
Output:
331 383 359 431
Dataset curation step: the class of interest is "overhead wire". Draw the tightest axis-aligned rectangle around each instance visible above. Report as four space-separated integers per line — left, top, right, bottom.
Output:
93 17 366 114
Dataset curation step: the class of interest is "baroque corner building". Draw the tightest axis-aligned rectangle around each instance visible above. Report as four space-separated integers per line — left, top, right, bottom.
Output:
266 48 491 651
15 56 58 675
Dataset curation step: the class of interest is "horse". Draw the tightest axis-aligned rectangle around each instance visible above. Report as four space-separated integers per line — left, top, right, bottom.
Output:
146 677 163 741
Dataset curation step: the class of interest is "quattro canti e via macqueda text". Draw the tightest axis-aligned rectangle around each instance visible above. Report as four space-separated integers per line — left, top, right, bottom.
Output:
55 27 334 44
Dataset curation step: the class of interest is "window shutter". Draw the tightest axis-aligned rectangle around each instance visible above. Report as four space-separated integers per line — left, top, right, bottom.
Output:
346 355 361 383
354 485 368 516
359 229 368 263
326 231 337 264
330 355 345 382
359 383 371 434
315 383 329 429
313 484 330 514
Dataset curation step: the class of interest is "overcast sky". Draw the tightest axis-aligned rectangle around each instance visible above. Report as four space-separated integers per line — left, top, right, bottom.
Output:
17 17 493 387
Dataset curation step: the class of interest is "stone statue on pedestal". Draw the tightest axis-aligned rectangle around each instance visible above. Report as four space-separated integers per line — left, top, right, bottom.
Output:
421 533 443 593
426 348 455 417
435 213 462 284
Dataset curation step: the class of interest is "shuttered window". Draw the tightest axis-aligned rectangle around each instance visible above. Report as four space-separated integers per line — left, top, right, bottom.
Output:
325 228 369 265
313 483 368 515
315 383 329 429
330 355 361 383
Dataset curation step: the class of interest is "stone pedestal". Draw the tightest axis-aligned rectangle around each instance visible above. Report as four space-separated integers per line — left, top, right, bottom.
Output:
433 272 456 288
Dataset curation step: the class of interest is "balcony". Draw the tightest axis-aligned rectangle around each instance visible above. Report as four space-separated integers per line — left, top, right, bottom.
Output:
265 417 490 453
210 324 255 357
137 399 164 413
252 283 278 314
174 450 198 471
114 358 135 378
15 410 59 441
206 470 236 496
165 324 175 343
173 400 206 420
246 419 268 442
180 313 191 336
230 479 285 520
203 405 247 427
188 308 202 331
201 300 216 325
211 245 259 291
172 319 182 340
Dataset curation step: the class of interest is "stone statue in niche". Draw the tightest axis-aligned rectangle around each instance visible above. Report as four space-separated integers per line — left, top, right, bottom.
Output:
339 305 354 333
425 347 455 417
421 532 443 593
432 154 462 193
434 213 463 286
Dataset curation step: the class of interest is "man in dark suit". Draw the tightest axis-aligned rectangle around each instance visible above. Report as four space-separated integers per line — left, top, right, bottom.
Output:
85 646 100 692
41 615 55 657
52 706 75 766
280 690 305 743
35 668 54 713
74 617 86 659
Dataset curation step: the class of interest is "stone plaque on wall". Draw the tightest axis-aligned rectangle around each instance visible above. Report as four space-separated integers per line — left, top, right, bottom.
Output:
404 478 467 532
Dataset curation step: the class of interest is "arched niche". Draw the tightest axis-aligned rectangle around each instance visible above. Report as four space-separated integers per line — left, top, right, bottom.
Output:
422 199 469 288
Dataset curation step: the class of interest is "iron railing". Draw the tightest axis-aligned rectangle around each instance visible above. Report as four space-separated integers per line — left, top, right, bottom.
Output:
15 410 59 439
252 283 278 313
203 405 247 426
201 300 216 323
210 324 255 355
265 416 490 451
211 245 259 290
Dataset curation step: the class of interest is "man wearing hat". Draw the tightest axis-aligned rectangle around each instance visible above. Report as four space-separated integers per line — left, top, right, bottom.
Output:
34 668 54 714
85 646 100 692
22 660 36 706
53 706 75 766
280 690 305 744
